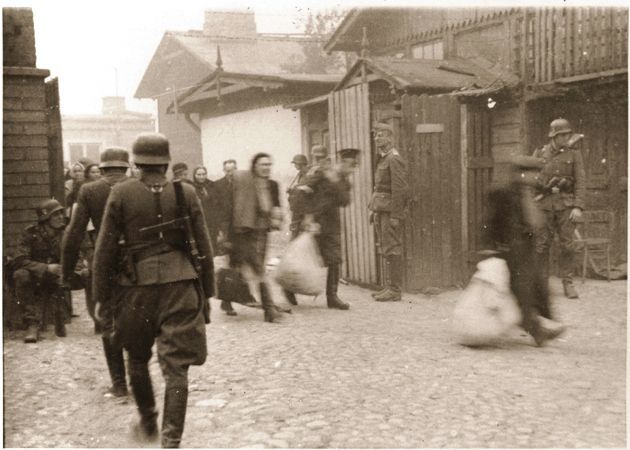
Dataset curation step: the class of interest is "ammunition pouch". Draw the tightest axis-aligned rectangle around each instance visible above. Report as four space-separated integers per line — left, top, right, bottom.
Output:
368 192 392 212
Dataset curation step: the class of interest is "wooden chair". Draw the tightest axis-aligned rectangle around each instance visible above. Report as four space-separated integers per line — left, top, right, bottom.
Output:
573 210 612 282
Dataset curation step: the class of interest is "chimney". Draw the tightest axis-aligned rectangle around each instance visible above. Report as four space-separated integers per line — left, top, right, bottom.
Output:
102 96 126 115
203 10 257 39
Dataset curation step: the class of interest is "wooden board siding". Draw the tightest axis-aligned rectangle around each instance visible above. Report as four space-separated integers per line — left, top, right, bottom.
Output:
328 84 377 285
401 94 464 289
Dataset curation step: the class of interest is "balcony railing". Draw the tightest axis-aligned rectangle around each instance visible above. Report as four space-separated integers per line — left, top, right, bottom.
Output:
513 7 628 84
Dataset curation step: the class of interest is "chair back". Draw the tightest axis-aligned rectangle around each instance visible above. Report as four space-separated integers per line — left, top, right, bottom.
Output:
575 210 613 241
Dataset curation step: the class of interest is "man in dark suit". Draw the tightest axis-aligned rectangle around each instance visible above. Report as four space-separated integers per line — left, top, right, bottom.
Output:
61 147 130 397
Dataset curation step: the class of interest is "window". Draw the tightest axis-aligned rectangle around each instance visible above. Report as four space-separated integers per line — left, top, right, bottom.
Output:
411 40 444 60
67 142 103 162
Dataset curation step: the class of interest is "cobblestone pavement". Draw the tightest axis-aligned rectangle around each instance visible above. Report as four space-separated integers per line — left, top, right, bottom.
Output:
3 276 626 448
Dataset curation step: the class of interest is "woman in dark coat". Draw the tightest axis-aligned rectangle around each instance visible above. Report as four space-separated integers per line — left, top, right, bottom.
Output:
191 166 221 250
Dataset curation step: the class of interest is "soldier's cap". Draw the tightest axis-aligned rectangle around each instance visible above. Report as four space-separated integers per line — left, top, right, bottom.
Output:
507 154 544 171
36 198 64 222
99 147 130 169
337 147 361 159
291 154 308 165
132 132 171 165
172 162 188 173
311 145 328 158
373 122 394 133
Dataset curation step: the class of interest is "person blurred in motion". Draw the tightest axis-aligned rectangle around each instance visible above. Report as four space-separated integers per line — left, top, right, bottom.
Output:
487 155 566 346
224 153 287 322
191 166 221 251
285 147 361 310
215 159 237 250
93 133 214 447
12 199 68 343
61 147 131 397
532 118 586 299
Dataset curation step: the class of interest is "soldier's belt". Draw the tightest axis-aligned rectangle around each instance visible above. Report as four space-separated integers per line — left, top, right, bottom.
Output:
132 242 176 262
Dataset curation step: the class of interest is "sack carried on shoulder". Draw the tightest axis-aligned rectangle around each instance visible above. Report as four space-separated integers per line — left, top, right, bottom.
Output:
274 231 326 295
216 267 257 305
452 257 521 346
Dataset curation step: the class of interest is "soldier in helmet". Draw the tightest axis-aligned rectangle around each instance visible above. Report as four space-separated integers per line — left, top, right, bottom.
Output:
92 133 214 447
61 147 131 397
369 122 409 302
532 118 586 299
12 199 68 343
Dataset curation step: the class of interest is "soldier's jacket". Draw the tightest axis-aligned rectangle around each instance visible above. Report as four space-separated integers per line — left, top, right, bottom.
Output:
286 169 308 216
368 149 409 219
532 143 586 211
299 167 351 236
61 172 128 280
92 172 215 306
13 223 63 280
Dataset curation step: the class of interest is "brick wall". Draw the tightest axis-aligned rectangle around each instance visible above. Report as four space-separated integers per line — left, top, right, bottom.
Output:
3 8 57 256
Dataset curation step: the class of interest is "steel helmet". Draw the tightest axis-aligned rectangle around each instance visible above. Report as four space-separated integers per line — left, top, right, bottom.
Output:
291 154 308 165
548 118 572 138
132 132 171 165
36 199 64 222
99 147 130 169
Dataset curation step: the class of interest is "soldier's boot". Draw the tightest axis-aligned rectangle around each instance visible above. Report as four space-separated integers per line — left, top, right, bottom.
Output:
326 264 349 310
376 256 402 302
283 289 298 306
562 279 579 299
371 287 389 299
260 283 284 323
373 258 392 301
24 324 39 343
54 299 67 337
128 360 159 443
102 336 128 397
161 386 188 448
220 300 237 316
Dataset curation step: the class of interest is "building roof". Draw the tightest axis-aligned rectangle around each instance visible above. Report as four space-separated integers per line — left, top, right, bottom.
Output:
336 56 519 93
136 30 339 99
324 7 517 53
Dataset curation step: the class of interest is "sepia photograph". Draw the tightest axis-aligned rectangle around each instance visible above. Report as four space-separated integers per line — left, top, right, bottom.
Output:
2 0 627 447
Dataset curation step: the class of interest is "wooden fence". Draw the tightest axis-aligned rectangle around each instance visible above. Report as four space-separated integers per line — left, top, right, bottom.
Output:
513 7 628 84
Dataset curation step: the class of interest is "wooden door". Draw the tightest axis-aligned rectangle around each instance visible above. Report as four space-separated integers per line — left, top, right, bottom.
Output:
328 84 377 285
401 94 464 289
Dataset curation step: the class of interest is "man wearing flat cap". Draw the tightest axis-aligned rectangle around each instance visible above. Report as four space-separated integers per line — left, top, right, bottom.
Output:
532 118 586 299
92 133 214 447
369 122 409 302
62 147 131 397
286 147 361 310
171 162 189 182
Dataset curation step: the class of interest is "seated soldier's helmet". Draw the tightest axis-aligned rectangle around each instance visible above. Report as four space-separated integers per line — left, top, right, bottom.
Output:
548 118 572 137
311 145 328 159
132 132 171 165
36 199 64 223
99 147 130 169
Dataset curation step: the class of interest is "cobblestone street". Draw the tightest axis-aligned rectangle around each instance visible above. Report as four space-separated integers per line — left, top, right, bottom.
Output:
3 277 626 448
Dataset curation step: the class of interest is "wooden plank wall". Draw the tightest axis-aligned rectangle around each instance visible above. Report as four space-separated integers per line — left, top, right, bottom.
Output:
401 94 464 289
328 84 377 285
517 7 628 83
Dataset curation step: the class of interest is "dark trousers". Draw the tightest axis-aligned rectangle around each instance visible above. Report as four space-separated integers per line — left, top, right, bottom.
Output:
535 208 576 282
506 235 553 336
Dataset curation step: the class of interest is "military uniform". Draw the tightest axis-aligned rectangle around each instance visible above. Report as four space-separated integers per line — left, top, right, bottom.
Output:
61 147 130 397
532 132 586 293
93 133 214 448
369 146 408 301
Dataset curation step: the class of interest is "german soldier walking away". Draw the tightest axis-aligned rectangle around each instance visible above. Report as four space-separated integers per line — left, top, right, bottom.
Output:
369 122 409 302
532 118 586 299
13 199 68 343
92 132 214 447
487 156 566 346
61 147 130 397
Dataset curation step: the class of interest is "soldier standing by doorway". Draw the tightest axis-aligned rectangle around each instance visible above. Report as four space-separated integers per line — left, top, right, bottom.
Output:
92 133 214 447
369 122 409 302
61 147 130 397
533 118 586 299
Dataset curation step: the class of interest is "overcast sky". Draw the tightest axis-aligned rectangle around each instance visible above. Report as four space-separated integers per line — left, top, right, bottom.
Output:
9 0 624 116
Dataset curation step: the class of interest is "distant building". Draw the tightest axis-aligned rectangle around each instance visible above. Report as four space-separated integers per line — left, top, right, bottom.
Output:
3 7 64 255
62 96 155 164
136 10 342 182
